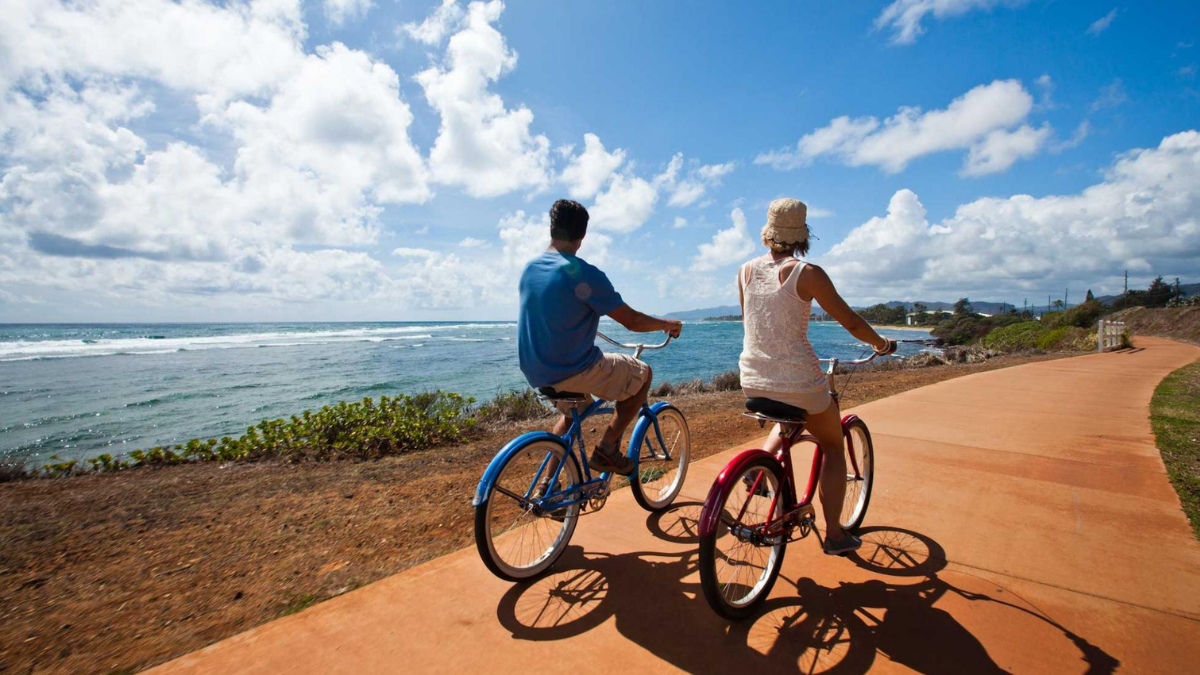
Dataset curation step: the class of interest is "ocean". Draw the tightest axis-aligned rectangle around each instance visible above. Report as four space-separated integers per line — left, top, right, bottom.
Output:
0 321 929 467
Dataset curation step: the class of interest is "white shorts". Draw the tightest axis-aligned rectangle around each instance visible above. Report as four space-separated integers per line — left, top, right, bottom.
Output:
742 386 833 415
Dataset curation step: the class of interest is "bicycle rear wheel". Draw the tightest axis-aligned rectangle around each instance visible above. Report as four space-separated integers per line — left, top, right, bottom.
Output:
839 417 874 532
474 441 581 581
630 405 690 512
699 456 787 620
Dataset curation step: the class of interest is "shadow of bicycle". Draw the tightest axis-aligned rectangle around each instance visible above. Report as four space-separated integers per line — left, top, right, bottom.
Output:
495 505 1119 674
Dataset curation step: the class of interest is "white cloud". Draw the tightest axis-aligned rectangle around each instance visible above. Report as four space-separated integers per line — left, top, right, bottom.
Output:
875 0 1029 45
673 217 688 229
400 0 465 45
962 123 1052 176
817 131 1200 302
589 172 658 234
0 0 307 111
757 79 1046 176
1086 9 1117 36
807 207 835 219
560 133 626 200
459 237 486 247
414 0 551 197
393 247 437 258
1053 120 1091 151
656 154 737 207
324 0 372 26
1091 79 1128 112
0 0 435 314
692 208 755 272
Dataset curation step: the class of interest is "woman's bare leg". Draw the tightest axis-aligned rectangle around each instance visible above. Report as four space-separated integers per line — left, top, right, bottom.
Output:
805 401 850 541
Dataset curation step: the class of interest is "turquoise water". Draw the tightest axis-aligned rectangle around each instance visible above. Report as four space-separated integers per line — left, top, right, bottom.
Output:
0 321 928 466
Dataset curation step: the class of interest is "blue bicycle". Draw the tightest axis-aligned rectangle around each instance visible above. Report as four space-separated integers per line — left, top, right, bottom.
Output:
473 332 691 581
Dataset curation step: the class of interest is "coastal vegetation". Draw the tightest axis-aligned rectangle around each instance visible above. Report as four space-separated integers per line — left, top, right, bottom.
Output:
1151 360 1200 541
6 392 479 481
4 372 742 481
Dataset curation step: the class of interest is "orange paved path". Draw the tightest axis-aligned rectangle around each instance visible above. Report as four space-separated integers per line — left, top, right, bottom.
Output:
152 337 1200 674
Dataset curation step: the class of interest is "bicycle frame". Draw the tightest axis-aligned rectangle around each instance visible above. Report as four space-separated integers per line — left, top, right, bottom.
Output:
699 348 898 540
481 330 678 514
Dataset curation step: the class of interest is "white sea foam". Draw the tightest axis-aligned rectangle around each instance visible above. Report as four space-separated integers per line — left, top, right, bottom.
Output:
0 324 514 361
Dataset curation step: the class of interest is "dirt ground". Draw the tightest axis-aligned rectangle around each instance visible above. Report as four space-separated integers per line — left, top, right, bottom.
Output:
0 353 1061 675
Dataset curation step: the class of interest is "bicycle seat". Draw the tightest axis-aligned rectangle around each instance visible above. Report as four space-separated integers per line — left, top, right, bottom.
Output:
537 386 589 403
744 398 807 424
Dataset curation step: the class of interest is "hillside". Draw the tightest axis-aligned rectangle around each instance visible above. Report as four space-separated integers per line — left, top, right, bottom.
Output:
1110 306 1200 346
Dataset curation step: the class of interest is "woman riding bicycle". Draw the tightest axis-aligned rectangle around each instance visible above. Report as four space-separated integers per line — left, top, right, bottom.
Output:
737 198 896 556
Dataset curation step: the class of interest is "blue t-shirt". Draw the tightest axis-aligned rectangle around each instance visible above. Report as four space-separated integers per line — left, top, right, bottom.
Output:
518 251 625 387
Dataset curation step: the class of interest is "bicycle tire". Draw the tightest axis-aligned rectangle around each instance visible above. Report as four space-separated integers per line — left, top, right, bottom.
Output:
629 405 691 512
474 440 582 581
840 417 874 532
699 455 788 620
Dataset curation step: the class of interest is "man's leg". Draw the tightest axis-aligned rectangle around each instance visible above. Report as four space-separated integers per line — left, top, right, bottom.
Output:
600 364 652 450
551 414 570 436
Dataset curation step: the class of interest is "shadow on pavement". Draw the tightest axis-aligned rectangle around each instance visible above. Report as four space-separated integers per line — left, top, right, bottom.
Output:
494 504 1119 674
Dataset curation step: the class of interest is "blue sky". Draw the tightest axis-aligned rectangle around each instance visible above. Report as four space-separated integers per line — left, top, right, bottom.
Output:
1 0 1198 321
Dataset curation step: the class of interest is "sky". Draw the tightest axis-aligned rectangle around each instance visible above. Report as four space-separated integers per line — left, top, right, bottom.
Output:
1 0 1198 322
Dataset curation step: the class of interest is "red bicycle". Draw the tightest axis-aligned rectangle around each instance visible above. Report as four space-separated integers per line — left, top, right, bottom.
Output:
697 341 933 619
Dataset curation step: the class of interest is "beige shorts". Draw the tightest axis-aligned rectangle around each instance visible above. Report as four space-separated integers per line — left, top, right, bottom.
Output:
551 353 650 404
742 386 833 415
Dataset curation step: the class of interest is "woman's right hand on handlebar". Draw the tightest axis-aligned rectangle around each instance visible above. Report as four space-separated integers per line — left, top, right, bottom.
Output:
664 319 683 339
874 338 898 355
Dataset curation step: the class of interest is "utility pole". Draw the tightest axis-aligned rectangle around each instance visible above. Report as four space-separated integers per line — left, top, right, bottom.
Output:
1124 270 1128 295
1065 288 1069 308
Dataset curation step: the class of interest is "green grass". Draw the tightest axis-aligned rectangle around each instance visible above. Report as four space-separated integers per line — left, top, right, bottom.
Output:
1151 360 1200 541
280 593 319 617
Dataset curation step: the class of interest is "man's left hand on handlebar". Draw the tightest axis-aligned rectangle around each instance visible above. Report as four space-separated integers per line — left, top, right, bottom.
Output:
663 319 683 339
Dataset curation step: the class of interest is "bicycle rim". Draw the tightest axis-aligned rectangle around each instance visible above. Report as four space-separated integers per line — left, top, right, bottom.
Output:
706 460 785 613
480 441 580 579
631 407 690 511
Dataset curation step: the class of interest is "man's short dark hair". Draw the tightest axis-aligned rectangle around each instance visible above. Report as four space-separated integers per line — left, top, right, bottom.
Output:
550 199 589 241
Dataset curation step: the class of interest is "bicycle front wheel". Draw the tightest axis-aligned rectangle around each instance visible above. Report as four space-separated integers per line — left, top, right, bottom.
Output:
630 405 691 512
699 456 787 620
474 441 581 581
840 417 874 532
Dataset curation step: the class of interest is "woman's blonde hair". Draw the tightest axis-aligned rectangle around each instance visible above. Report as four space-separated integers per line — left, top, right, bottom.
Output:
762 233 809 257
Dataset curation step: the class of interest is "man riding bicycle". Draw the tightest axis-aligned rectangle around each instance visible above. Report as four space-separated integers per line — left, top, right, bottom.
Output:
518 199 682 477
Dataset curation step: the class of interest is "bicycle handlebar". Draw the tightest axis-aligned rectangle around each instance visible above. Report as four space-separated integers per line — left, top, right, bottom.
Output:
819 338 942 367
596 331 673 351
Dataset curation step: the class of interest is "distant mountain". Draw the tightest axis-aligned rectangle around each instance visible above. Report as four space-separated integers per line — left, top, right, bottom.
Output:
665 305 740 321
671 283 1198 321
874 300 1020 315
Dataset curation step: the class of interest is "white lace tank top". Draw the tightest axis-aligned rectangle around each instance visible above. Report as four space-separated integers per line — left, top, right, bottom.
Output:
738 256 827 394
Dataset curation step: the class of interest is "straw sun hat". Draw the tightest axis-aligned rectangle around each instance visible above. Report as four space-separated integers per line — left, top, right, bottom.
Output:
761 198 810 245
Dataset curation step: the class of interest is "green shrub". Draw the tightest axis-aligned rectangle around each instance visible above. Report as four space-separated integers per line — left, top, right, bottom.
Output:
932 313 1024 345
981 321 1047 352
1037 326 1090 351
1042 300 1105 330
40 455 80 478
40 390 476 476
